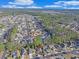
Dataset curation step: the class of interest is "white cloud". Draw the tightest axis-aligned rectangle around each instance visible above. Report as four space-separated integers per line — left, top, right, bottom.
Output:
26 6 42 9
44 5 62 8
44 1 79 9
54 1 79 6
64 7 79 9
1 5 42 9
16 6 24 8
1 5 16 8
9 0 34 5
1 5 24 8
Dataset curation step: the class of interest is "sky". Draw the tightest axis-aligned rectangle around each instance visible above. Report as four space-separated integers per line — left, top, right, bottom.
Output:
0 0 79 9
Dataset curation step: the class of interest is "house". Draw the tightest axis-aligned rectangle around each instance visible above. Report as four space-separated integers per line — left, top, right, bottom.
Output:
74 39 79 48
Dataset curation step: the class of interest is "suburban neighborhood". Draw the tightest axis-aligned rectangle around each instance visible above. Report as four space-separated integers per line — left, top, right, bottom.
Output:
0 9 79 59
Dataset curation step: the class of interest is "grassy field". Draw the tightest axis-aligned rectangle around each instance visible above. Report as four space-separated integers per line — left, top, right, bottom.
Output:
0 43 4 51
0 24 5 29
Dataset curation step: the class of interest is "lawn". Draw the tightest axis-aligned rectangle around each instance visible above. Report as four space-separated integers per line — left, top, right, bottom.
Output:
0 24 5 29
0 43 4 51
9 26 17 41
34 36 42 46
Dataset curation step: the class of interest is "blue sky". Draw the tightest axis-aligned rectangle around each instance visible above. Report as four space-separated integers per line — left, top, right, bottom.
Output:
0 0 79 9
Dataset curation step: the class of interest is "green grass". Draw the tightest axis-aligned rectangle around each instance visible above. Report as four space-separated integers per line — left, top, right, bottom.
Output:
34 36 42 46
6 42 15 50
9 26 17 41
11 26 17 36
0 43 4 51
0 24 5 29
